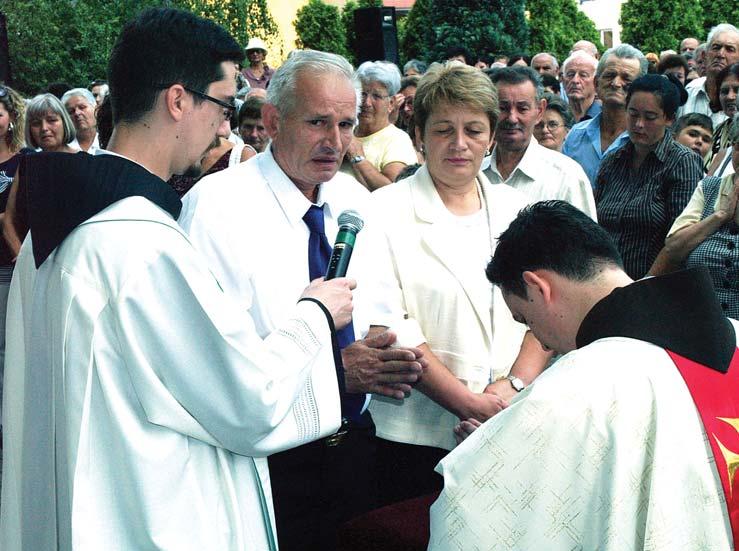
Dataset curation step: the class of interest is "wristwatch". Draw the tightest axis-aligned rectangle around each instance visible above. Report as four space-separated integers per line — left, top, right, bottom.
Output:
350 154 365 165
505 374 525 392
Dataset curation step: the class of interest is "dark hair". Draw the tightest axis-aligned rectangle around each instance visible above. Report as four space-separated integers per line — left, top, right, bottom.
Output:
717 63 739 94
657 54 689 76
395 163 421 182
507 54 531 67
543 93 574 128
44 82 72 99
673 113 713 135
89 79 108 90
487 201 623 298
540 73 560 94
626 74 683 119
238 95 265 125
400 75 420 93
489 66 544 100
108 8 244 124
444 45 473 65
96 94 114 149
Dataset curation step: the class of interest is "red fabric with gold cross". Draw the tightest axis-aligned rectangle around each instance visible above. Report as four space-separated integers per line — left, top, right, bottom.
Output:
667 348 739 549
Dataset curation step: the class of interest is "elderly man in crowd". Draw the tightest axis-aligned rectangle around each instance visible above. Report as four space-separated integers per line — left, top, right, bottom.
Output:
343 60 417 190
571 39 600 59
483 66 596 218
179 50 427 551
61 87 100 153
562 50 601 122
681 37 700 55
563 44 647 187
0 9 364 551
681 24 739 126
531 52 559 77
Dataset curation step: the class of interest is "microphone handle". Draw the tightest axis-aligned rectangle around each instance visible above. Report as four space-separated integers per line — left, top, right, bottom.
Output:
325 228 357 280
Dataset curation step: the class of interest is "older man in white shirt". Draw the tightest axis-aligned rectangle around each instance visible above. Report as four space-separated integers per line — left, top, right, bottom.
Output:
483 66 596 219
61 88 101 153
179 50 426 551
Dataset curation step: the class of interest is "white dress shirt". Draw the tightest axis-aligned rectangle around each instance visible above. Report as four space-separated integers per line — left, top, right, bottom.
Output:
483 136 597 220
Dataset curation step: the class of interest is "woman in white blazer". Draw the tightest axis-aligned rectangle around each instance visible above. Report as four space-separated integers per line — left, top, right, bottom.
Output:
369 62 552 507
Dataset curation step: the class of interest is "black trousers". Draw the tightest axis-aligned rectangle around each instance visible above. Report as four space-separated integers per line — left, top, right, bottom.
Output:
374 437 447 509
268 412 377 551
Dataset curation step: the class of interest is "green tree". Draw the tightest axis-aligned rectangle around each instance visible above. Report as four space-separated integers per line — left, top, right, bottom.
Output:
700 0 739 35
400 0 432 62
425 0 529 62
527 0 603 62
620 0 704 52
294 0 349 57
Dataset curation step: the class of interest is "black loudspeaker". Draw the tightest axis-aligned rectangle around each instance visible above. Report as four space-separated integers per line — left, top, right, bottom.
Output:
353 7 399 66
0 13 11 85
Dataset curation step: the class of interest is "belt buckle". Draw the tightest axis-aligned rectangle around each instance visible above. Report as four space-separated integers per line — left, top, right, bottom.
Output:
325 419 350 447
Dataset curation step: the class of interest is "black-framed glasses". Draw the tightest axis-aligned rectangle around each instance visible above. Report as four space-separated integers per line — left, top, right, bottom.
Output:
182 86 236 121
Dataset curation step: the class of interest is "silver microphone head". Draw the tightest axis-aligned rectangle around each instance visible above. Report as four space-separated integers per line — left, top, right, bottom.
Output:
338 210 364 233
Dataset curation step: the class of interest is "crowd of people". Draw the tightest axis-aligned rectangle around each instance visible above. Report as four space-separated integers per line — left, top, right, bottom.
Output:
0 6 738 551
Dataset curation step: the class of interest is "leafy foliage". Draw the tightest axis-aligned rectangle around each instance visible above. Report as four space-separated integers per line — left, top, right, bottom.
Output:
527 0 603 62
4 0 280 96
400 0 432 63
620 0 704 52
700 0 739 35
293 0 349 57
424 0 529 62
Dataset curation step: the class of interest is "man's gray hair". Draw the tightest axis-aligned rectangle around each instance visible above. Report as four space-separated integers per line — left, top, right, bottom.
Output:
267 50 360 116
61 87 96 108
596 44 648 80
531 52 559 70
708 23 739 48
562 50 598 75
25 93 77 148
403 59 427 75
730 112 739 144
356 61 402 96
490 66 545 101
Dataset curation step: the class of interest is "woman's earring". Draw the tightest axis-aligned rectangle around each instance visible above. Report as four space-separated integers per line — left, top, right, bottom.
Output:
7 122 13 134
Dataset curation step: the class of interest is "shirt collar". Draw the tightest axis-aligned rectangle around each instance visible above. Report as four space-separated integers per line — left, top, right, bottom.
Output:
491 137 541 182
259 145 338 228
576 268 735 372
652 129 673 163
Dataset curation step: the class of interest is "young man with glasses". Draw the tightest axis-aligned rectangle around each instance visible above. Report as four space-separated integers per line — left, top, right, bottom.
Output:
1 8 356 550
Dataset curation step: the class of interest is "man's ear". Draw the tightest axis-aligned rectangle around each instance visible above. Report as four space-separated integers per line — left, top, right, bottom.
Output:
261 103 280 139
163 85 188 122
522 270 553 304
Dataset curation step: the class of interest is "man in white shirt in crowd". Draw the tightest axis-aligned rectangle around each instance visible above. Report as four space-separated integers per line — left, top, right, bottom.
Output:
0 9 358 550
681 24 739 126
61 88 101 153
483 66 596 219
179 50 427 551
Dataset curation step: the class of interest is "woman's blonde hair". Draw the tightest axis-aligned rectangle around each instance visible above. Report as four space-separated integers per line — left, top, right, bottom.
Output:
414 61 499 137
0 85 27 153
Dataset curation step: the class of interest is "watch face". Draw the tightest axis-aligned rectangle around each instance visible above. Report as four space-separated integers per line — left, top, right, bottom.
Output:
508 376 524 392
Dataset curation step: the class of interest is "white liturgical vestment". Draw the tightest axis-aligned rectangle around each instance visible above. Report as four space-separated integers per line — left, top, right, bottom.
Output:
428 334 734 550
0 196 342 550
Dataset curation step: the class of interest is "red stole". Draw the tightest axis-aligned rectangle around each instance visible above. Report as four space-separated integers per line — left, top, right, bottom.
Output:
667 348 739 548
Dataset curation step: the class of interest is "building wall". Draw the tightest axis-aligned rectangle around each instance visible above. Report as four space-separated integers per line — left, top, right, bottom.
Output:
576 0 626 48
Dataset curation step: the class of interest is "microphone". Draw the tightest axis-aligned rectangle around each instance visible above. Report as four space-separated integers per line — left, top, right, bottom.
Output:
326 210 364 280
